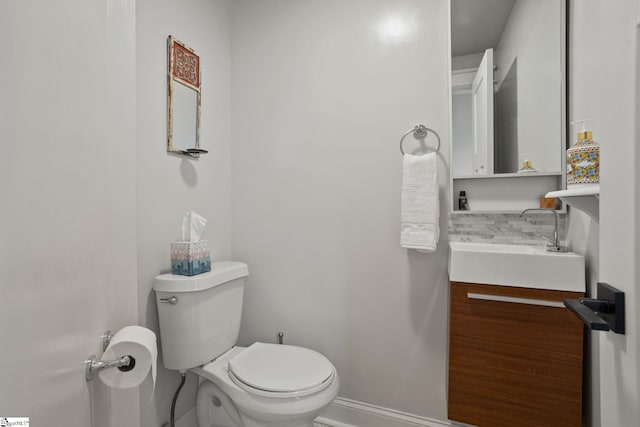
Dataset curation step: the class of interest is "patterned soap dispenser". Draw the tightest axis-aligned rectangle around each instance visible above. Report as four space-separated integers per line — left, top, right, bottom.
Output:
567 120 600 187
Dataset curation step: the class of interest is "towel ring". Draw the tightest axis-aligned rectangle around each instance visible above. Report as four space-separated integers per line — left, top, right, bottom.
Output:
399 124 441 155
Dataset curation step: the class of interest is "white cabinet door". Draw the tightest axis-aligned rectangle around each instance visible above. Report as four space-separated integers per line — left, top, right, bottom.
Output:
471 48 494 175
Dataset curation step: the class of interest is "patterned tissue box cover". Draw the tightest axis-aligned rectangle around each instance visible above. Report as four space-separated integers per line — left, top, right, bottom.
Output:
170 241 211 276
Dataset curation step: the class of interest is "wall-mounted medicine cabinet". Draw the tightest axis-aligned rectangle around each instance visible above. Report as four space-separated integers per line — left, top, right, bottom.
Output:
448 0 568 213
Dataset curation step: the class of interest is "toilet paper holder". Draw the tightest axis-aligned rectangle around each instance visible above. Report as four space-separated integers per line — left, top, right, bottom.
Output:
85 354 134 381
85 330 135 381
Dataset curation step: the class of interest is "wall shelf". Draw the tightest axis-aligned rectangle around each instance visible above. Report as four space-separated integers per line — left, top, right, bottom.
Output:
546 184 599 223
453 171 563 180
450 210 529 215
452 174 563 212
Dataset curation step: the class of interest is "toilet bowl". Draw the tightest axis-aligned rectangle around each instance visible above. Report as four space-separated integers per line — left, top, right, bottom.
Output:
154 262 340 427
193 344 339 427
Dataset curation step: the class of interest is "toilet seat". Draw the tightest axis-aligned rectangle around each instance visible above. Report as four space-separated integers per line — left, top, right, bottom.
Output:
227 342 335 398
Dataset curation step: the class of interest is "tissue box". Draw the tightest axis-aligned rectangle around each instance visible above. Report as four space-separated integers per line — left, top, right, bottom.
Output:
170 240 211 276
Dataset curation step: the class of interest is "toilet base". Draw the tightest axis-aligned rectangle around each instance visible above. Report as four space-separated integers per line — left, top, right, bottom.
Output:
197 379 332 427
196 381 243 427
238 414 314 427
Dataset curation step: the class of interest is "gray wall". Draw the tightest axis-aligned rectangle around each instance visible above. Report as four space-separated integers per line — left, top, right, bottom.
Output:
570 0 640 425
231 0 451 419
0 0 139 425
136 0 233 425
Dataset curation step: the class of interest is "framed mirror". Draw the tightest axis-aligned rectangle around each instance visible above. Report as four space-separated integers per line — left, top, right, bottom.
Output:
167 36 206 158
450 0 566 177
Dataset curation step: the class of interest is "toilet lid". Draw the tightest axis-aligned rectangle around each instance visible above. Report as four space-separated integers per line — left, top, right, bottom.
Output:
228 342 334 393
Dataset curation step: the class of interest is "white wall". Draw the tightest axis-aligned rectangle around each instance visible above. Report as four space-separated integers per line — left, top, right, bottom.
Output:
495 0 564 173
231 0 450 420
0 1 139 426
570 0 640 425
136 0 233 425
565 209 600 426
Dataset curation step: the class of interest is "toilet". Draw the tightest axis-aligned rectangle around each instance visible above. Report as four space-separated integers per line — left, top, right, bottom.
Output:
154 261 339 427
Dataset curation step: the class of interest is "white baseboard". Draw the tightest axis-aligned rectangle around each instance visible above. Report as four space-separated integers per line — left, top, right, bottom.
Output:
180 396 460 427
317 397 455 427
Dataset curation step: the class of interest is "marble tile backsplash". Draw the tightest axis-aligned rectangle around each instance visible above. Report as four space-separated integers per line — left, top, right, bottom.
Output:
448 213 567 246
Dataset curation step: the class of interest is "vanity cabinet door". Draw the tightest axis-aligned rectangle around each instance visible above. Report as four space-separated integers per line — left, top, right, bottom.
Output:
448 282 584 427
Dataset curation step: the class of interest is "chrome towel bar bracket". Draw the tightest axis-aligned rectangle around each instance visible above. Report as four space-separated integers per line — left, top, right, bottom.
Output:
399 124 441 155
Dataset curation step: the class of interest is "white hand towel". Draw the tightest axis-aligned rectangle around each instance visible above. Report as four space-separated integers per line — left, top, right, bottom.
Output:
401 153 439 252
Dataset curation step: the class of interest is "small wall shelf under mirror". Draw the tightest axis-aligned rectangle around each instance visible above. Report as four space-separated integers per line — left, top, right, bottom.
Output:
452 173 564 213
546 185 600 223
448 0 568 213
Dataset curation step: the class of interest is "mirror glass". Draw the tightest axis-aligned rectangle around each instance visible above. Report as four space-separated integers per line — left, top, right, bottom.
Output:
451 0 565 176
171 82 198 151
167 36 202 156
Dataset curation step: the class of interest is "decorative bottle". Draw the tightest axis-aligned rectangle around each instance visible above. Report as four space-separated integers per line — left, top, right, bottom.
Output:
517 154 537 173
458 191 469 211
567 120 600 186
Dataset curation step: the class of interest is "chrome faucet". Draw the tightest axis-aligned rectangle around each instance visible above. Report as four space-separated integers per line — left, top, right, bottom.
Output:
520 208 567 252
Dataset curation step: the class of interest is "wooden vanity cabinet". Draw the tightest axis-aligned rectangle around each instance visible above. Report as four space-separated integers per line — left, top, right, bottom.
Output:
448 281 584 427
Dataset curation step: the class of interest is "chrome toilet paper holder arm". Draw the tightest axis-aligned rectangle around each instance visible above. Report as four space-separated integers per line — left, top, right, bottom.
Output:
85 354 133 381
85 330 135 381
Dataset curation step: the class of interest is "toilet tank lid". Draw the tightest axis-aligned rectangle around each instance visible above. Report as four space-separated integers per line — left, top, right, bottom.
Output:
154 261 249 293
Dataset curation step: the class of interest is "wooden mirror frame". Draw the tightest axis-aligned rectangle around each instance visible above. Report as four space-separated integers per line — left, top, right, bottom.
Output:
167 36 203 157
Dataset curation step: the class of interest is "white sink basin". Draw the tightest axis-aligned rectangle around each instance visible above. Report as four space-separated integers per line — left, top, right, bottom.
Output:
448 242 585 292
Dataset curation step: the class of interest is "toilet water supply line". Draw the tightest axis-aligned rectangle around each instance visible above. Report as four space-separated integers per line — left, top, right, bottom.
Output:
170 373 186 427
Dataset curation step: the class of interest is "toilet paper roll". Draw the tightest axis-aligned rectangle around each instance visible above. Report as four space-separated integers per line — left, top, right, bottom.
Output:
99 326 157 391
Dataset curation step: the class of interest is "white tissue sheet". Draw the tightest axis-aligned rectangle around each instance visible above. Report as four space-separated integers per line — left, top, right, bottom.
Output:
181 210 207 242
401 153 440 251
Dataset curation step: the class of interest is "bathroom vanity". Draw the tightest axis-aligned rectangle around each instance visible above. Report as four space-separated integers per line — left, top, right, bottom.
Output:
448 282 583 426
447 242 585 427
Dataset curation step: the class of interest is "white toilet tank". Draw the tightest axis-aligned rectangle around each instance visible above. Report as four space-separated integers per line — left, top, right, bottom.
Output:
154 261 249 371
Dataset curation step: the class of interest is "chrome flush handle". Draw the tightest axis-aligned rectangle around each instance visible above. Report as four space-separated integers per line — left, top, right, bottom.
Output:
160 296 179 305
